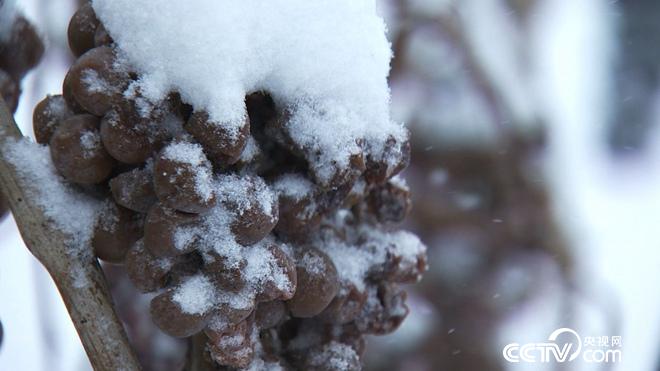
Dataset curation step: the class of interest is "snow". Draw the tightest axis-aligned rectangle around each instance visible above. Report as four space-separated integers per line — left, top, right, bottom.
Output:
81 69 114 94
169 177 292 314
272 173 314 201
96 199 119 233
92 0 406 185
299 250 326 275
308 341 359 370
238 136 260 163
317 213 427 290
162 141 206 167
79 130 101 158
161 141 214 202
1 139 102 277
172 274 216 314
214 174 276 218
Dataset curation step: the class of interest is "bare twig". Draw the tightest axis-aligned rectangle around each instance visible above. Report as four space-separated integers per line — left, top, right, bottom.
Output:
0 100 141 370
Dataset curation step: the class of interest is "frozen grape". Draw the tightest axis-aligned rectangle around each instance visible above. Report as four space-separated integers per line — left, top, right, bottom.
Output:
364 135 410 185
143 203 201 258
100 108 155 164
185 110 249 166
206 315 255 369
255 244 297 302
67 3 100 57
227 179 279 246
254 300 287 329
33 95 73 144
366 178 412 223
150 289 211 338
109 166 157 213
286 248 339 318
92 201 142 263
49 114 114 184
125 240 171 293
94 23 113 47
319 283 367 325
66 46 129 116
153 141 216 213
0 16 44 81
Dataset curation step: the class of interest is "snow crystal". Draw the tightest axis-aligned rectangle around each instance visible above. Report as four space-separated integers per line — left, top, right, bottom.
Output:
1 138 103 287
272 173 314 201
321 241 374 291
243 241 292 294
317 214 427 290
299 250 325 276
162 141 207 167
79 131 101 158
96 200 119 233
92 0 406 184
309 341 359 370
172 274 216 314
389 174 409 191
161 141 214 202
215 174 276 218
173 179 292 311
238 136 260 163
81 69 114 94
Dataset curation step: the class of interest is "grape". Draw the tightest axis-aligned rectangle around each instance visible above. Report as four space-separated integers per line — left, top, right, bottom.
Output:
185 110 250 166
92 201 142 263
94 23 113 47
150 290 211 338
286 248 338 318
125 240 171 293
49 114 114 184
66 46 129 116
100 107 156 165
254 300 287 329
153 141 216 213
67 3 100 57
0 17 44 81
366 179 412 223
143 203 201 258
109 166 157 213
33 95 73 144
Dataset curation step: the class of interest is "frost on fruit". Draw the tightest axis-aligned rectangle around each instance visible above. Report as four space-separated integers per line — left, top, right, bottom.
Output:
15 0 431 368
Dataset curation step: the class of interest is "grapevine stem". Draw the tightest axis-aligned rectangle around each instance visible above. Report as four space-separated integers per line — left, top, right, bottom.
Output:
0 100 141 370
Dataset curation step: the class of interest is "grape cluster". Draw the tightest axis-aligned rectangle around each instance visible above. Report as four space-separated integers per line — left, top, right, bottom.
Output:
34 4 427 369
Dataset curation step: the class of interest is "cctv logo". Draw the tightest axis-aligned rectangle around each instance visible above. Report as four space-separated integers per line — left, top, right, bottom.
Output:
503 328 582 363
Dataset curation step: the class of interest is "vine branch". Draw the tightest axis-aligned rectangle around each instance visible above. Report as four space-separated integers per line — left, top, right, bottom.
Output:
0 100 141 370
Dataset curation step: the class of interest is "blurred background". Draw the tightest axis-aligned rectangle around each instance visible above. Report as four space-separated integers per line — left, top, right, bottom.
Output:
2 0 660 370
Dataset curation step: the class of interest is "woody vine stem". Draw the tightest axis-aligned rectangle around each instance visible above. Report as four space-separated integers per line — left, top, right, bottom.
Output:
0 99 141 371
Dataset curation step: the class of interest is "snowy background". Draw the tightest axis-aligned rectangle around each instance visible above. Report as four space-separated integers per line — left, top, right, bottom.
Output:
2 0 660 370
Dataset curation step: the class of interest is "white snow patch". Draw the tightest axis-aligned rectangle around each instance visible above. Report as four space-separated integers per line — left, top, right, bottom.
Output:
92 0 406 184
173 274 217 314
1 138 103 287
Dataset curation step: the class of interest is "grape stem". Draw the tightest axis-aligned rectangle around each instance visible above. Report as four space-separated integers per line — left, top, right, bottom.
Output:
0 100 141 370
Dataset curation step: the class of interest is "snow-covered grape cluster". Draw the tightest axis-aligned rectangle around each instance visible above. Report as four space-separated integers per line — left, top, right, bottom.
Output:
32 3 427 370
0 9 44 220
